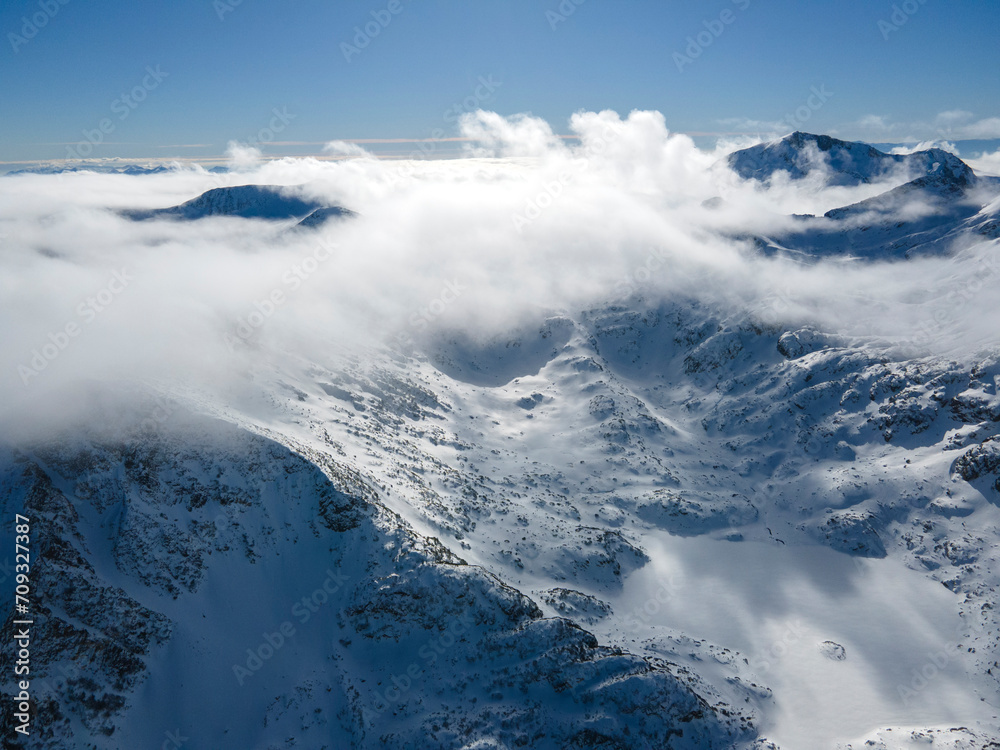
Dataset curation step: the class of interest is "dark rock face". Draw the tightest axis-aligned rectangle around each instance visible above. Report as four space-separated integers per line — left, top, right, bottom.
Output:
954 438 1000 495
806 512 887 558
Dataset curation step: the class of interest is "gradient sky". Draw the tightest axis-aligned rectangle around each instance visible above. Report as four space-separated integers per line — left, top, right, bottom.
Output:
1 0 998 163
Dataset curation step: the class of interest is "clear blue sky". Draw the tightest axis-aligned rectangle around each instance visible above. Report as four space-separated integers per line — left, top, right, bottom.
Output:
1 0 998 163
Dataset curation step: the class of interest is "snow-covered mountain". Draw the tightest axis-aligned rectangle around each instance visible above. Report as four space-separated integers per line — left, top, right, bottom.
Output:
123 184 353 223
3 129 1000 749
727 131 972 187
726 133 1000 260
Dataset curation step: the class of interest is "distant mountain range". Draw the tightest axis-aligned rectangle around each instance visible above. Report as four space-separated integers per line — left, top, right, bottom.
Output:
6 163 179 176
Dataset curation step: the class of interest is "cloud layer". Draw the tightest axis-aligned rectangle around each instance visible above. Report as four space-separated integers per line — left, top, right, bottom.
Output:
1 110 998 411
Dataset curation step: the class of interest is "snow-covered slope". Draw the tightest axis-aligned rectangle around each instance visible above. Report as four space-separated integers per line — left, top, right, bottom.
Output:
0 387 756 749
5 287 998 747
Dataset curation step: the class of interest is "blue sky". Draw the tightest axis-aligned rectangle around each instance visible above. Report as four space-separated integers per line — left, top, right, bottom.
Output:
1 0 998 163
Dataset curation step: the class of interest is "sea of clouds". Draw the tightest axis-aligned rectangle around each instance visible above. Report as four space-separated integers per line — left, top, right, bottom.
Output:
1 110 998 412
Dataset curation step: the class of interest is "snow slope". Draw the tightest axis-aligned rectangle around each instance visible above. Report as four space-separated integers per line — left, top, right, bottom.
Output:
0 386 755 749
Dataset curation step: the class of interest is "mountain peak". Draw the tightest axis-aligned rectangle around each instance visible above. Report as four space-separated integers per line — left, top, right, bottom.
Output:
727 132 975 188
783 131 853 151
124 184 352 223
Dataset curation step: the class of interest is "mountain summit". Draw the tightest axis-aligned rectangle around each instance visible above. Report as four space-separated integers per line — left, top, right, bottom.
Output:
728 131 974 187
124 184 354 226
723 132 995 260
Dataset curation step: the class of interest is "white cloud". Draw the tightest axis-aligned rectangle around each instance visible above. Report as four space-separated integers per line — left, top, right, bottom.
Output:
841 111 1000 142
890 140 960 156
458 110 566 158
934 110 975 126
1 110 998 412
715 116 790 135
224 141 263 170
966 148 1000 177
954 117 1000 140
322 140 375 159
